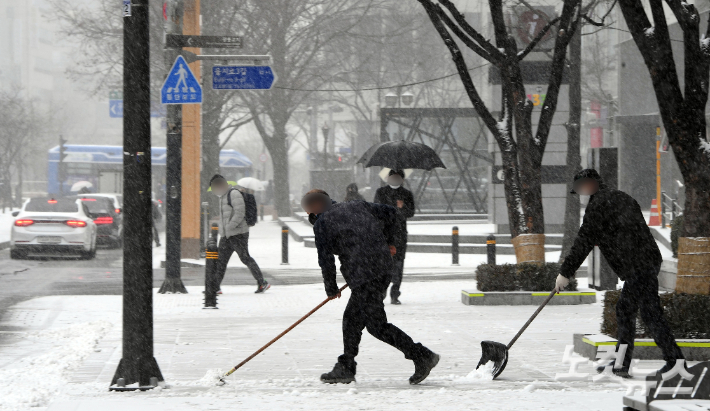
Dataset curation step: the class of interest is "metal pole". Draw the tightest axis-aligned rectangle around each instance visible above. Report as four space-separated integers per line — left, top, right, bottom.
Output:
656 127 662 210
281 226 289 265
159 0 187 294
111 0 163 390
661 191 666 228
487 234 496 265
200 201 209 257
204 223 219 309
452 226 459 266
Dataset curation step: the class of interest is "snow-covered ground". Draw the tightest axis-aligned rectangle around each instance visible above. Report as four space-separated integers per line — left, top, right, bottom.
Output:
0 281 663 411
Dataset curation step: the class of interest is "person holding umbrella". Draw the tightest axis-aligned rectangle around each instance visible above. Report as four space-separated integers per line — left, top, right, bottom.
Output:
374 169 414 305
302 189 439 385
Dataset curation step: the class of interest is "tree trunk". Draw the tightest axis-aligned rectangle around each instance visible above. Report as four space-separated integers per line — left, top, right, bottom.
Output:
560 21 582 261
264 123 291 217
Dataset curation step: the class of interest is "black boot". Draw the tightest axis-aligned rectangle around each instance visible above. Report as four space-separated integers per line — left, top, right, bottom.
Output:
409 347 440 385
595 360 631 378
320 362 356 384
391 297 401 305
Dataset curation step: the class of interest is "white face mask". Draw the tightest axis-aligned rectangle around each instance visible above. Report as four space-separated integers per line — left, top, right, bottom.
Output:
387 175 403 188
389 185 401 189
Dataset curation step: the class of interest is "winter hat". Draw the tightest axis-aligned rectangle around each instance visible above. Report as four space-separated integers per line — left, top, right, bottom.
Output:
388 169 405 179
209 174 226 186
570 169 606 194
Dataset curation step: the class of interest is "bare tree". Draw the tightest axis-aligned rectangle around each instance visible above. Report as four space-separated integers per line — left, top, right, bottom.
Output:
0 89 52 211
617 0 710 284
416 0 580 258
224 0 383 216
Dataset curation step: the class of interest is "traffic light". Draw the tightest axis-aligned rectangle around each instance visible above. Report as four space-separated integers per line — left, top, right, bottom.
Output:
58 136 68 185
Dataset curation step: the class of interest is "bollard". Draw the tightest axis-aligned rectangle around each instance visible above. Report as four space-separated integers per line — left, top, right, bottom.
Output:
487 234 496 265
204 223 219 309
260 204 264 221
661 191 666 228
281 226 289 265
452 226 459 266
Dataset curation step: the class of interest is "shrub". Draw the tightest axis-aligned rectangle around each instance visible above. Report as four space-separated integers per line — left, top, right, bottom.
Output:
670 215 684 258
475 264 518 291
475 262 578 292
601 290 710 339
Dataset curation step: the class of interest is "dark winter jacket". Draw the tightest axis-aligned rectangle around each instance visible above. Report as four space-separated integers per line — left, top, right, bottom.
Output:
313 201 398 296
373 185 415 248
344 183 365 202
560 172 662 281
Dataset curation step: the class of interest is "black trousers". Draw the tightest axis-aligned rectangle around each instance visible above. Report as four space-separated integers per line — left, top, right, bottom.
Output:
339 274 423 372
215 233 264 287
390 240 406 299
616 266 684 366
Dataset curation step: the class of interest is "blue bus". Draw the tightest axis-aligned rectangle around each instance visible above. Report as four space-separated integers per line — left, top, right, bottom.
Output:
48 145 253 196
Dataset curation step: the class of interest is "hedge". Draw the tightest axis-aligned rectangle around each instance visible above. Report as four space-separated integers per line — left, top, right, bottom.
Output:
601 290 710 339
476 263 578 292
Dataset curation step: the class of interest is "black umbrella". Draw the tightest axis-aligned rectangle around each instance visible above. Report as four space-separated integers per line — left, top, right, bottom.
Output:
357 140 446 171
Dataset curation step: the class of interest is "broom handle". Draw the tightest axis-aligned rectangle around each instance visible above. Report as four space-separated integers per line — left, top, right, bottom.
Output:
506 289 556 350
224 284 349 377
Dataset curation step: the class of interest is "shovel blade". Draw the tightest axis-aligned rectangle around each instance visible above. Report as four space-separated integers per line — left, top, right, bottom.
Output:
477 340 509 379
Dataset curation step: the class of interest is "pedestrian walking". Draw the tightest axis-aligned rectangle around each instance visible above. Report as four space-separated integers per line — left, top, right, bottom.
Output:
210 174 269 294
556 169 685 377
344 183 365 202
302 189 439 385
374 169 415 305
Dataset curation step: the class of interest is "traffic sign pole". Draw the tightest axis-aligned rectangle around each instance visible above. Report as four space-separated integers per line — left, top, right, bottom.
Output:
159 0 188 295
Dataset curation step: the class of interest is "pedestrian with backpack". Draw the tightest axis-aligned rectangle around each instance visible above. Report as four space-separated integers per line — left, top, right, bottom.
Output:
210 174 270 294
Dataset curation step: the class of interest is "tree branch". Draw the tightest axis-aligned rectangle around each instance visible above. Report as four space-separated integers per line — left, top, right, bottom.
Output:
437 0 504 61
517 17 561 61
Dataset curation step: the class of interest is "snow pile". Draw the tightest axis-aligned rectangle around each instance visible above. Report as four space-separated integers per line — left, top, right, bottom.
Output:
460 361 495 382
192 368 225 386
0 321 111 411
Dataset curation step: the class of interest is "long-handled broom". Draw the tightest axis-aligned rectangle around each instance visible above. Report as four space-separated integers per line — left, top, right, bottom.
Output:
217 284 349 385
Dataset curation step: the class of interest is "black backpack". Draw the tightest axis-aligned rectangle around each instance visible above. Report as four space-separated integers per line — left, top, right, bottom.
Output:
227 188 258 226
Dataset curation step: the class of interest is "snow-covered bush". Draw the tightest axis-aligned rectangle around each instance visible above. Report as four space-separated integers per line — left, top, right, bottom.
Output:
475 263 578 292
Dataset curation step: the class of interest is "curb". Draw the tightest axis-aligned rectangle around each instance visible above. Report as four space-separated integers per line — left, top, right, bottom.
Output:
573 333 710 361
0 241 9 251
461 290 596 305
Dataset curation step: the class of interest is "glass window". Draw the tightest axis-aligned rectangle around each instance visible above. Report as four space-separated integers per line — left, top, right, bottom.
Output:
25 198 78 212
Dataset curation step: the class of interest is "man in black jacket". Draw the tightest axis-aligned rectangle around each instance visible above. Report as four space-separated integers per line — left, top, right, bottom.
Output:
374 169 415 305
556 169 684 377
303 189 439 385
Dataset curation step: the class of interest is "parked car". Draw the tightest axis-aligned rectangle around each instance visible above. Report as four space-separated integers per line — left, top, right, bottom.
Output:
78 197 122 248
10 197 97 259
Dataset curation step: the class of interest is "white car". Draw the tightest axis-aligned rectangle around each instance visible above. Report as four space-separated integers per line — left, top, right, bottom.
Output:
10 197 97 259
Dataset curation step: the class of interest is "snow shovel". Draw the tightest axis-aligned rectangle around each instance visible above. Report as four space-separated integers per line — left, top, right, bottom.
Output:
476 289 556 379
217 284 349 385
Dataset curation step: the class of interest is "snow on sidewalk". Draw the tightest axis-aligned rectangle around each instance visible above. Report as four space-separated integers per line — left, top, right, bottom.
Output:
0 281 637 411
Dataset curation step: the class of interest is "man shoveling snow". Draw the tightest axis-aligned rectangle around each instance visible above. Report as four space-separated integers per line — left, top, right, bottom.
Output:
303 189 440 385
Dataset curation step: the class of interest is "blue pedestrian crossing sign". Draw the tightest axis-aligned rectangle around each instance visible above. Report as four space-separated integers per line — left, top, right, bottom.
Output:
212 66 276 90
161 55 202 105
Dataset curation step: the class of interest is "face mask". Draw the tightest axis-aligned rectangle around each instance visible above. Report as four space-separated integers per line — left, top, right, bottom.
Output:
387 176 403 188
212 187 227 196
389 185 401 189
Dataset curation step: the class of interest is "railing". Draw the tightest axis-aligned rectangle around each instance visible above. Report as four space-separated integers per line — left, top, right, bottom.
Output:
660 191 683 228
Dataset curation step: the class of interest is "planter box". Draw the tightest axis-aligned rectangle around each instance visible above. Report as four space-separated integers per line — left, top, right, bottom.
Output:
461 290 596 305
573 333 710 361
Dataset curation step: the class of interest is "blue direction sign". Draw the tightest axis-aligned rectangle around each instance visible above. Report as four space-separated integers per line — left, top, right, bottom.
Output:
109 100 123 118
212 66 276 90
161 55 202 104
